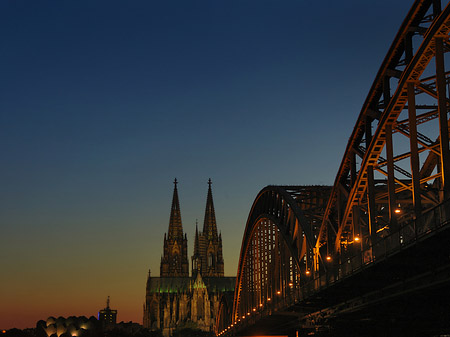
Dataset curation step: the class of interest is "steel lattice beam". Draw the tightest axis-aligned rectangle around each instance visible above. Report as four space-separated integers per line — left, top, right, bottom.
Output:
218 1 450 336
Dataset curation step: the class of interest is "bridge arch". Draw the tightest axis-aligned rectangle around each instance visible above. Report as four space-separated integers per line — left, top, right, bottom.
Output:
218 1 450 336
315 0 450 266
227 186 330 333
215 292 233 335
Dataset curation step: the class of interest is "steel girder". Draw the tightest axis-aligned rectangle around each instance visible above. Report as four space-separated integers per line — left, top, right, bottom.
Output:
221 186 330 336
316 0 450 263
218 1 450 336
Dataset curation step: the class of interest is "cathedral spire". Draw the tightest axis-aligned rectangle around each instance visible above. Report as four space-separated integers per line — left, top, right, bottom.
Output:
168 178 183 240
192 222 201 276
194 222 200 254
160 179 189 277
203 178 218 240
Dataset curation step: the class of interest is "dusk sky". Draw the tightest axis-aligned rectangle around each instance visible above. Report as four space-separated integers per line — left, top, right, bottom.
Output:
2 0 414 329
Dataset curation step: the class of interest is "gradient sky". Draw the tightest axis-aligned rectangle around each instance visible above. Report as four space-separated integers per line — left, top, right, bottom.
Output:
1 0 415 330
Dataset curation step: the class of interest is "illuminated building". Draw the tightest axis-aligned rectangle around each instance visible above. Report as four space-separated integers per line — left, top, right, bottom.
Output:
98 296 117 327
35 316 100 337
143 179 235 336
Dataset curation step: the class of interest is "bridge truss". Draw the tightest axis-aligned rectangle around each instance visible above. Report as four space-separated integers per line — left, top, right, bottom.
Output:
217 0 450 335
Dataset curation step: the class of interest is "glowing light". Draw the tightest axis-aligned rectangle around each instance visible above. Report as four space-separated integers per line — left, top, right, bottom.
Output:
247 312 250 315
277 290 281 295
326 256 332 261
259 303 263 307
289 282 293 287
394 208 401 214
376 225 389 233
2 331 6 334
354 236 360 242
305 270 311 275
242 315 245 319
252 308 256 311
267 297 271 301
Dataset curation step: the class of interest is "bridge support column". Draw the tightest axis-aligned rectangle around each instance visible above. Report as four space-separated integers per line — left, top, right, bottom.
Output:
407 82 422 230
385 124 398 233
365 117 377 254
367 164 377 259
435 37 450 204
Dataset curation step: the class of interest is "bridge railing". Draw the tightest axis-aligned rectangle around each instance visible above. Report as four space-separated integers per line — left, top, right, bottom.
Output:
306 199 450 297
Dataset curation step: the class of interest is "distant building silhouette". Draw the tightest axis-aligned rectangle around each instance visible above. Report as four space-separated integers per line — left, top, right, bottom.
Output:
35 316 100 337
98 297 117 328
143 179 235 337
35 315 144 337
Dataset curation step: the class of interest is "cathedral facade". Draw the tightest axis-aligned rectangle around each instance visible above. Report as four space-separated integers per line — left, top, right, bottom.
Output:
143 179 235 336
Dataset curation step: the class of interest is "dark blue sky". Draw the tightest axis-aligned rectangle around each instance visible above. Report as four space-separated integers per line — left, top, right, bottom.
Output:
1 0 414 328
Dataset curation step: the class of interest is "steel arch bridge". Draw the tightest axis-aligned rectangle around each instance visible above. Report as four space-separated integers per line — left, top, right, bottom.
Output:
217 0 450 336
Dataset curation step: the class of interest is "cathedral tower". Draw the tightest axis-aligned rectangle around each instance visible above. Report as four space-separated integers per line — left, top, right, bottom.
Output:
192 179 224 277
145 179 235 335
160 179 189 277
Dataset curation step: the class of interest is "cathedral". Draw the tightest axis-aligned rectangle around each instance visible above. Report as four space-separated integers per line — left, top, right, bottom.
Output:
143 179 235 336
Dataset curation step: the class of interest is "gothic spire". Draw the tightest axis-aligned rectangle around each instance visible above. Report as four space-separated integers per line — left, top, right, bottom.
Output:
202 178 218 240
161 179 189 277
168 178 183 240
194 222 200 255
